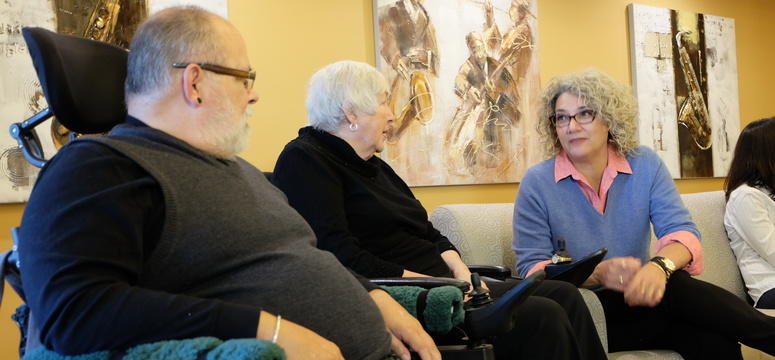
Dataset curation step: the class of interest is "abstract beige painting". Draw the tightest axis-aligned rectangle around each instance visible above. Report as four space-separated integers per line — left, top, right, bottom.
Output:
375 0 541 186
0 0 226 202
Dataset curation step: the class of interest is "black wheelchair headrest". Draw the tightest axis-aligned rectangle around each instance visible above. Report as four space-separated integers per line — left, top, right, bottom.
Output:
22 27 128 134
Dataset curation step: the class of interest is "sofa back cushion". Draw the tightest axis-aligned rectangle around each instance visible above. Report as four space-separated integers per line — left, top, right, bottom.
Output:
674 191 747 300
429 191 747 300
430 203 517 272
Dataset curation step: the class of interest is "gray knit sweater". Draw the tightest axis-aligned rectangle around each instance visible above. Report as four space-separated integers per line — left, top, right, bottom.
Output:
21 121 392 359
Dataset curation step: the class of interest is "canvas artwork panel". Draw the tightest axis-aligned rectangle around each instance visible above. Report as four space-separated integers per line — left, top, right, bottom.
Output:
0 0 227 203
374 0 542 186
628 3 739 179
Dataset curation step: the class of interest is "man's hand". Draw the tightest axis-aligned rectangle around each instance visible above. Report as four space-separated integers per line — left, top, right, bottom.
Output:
257 311 343 360
584 256 641 291
370 289 441 360
624 263 667 307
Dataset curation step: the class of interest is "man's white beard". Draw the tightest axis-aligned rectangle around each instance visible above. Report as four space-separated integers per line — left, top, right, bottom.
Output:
202 100 253 159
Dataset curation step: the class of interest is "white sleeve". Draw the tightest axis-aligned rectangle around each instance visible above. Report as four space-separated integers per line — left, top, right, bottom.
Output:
725 188 775 266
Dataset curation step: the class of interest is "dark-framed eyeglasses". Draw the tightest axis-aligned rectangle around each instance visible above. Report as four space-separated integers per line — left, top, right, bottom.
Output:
550 109 597 128
172 62 255 90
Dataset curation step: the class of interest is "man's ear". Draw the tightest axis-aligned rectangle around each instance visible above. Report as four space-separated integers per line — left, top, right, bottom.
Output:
181 64 204 107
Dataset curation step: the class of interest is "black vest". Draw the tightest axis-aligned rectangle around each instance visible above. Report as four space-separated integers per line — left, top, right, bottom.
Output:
85 124 391 359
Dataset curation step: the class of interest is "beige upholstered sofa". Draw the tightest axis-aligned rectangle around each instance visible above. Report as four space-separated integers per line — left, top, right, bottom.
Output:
430 190 773 359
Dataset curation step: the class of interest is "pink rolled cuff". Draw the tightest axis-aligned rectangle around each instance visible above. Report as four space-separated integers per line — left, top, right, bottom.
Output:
654 230 704 275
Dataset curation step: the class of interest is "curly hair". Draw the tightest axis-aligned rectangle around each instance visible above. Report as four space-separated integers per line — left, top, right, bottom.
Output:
536 68 639 157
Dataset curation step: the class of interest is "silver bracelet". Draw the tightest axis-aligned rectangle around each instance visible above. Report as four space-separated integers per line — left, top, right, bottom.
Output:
271 315 282 343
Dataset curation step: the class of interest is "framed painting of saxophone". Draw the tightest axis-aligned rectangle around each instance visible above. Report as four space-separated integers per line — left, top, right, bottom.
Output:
628 3 739 179
0 0 226 202
373 0 542 186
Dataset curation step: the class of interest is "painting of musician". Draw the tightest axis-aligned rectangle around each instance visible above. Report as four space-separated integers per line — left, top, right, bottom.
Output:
628 4 739 179
375 0 541 186
0 0 226 202
376 0 439 183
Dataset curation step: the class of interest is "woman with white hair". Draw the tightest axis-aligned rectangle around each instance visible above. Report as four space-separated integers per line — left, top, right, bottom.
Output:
273 60 607 359
513 68 775 359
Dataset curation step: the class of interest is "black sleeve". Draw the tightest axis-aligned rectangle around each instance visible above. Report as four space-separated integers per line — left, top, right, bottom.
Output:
377 158 458 255
18 142 259 355
428 223 458 255
272 145 405 278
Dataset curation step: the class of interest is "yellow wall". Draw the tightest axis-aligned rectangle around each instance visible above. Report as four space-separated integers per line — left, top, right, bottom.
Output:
231 0 775 210
1 0 774 356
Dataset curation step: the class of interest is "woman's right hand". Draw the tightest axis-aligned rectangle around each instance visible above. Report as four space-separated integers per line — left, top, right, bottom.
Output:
402 269 432 277
585 257 642 291
257 311 343 360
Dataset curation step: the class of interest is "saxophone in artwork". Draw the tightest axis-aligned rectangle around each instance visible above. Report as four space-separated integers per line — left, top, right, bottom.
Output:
83 0 122 42
52 0 129 148
675 30 712 150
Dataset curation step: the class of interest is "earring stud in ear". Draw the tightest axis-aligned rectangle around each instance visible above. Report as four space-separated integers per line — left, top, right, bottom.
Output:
349 123 358 131
197 98 202 104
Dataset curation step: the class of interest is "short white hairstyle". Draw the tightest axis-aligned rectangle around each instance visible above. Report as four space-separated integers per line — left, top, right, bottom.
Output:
306 60 388 132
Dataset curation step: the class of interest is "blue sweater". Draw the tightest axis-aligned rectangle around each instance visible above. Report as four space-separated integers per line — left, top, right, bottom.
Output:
513 146 699 278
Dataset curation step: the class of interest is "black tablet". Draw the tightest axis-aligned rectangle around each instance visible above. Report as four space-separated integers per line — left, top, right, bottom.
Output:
545 248 608 287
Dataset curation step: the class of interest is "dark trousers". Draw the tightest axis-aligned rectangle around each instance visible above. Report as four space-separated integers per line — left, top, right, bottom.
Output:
485 279 607 360
756 287 775 309
596 270 775 360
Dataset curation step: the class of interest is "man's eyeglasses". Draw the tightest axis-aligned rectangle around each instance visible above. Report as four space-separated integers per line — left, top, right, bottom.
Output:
550 109 597 128
172 62 255 90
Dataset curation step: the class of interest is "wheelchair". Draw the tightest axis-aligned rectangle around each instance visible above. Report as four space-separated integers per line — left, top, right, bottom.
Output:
1 27 545 359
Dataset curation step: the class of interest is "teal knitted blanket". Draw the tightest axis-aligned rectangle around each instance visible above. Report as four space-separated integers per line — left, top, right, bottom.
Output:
382 285 464 334
23 337 285 360
22 286 462 358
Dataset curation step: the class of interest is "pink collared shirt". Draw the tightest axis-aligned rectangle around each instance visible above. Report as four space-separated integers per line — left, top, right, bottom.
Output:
527 146 703 276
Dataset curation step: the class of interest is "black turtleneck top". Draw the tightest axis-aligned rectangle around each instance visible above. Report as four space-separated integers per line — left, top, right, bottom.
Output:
272 126 456 278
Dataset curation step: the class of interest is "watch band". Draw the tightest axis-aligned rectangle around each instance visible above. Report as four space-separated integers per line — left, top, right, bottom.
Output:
649 256 675 279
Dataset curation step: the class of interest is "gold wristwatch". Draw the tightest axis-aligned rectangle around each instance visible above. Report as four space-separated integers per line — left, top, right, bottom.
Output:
649 256 676 279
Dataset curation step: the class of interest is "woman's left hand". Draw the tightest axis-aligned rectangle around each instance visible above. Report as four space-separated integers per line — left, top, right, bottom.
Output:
456 271 490 291
623 263 667 307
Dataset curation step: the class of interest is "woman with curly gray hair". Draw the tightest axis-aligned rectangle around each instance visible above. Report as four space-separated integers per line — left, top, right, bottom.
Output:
535 69 639 158
513 68 775 359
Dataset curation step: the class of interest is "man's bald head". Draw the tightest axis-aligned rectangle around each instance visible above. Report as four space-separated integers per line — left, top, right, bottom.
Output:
124 6 236 98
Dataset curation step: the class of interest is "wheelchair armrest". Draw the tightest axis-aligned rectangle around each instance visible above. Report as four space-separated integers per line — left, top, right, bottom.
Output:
1 228 25 302
467 265 512 280
465 270 545 341
370 277 470 293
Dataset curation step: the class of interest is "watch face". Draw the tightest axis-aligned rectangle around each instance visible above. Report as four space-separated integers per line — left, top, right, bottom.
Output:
662 257 676 271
